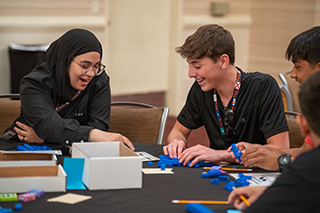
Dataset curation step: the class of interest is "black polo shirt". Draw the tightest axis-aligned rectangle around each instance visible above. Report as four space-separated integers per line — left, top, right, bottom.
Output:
177 69 288 149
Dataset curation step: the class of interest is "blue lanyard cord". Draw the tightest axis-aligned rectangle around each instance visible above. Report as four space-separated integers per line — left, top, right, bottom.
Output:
214 71 241 137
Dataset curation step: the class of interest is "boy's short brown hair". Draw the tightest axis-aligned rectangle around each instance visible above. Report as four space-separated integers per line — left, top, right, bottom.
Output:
175 24 235 64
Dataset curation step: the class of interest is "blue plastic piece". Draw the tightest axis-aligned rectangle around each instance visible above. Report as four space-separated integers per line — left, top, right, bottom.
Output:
147 161 153 166
195 161 214 167
16 143 52 151
211 178 219 185
186 203 216 213
0 207 13 213
218 175 229 182
158 155 214 168
238 173 252 180
207 170 222 177
160 164 166 171
158 155 182 167
201 172 210 178
230 143 242 162
224 181 236 192
236 178 250 187
14 203 22 211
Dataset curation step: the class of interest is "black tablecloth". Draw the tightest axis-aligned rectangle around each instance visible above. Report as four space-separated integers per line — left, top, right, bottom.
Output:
0 142 236 213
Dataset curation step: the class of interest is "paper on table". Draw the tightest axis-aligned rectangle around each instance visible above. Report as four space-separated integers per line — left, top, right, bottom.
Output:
135 151 159 162
142 168 174 174
47 193 92 204
229 172 280 186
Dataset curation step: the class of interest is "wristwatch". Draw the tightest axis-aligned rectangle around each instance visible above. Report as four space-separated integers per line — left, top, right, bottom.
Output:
278 153 292 172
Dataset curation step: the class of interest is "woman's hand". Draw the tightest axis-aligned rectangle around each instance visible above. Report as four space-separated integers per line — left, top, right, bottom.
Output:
14 121 44 143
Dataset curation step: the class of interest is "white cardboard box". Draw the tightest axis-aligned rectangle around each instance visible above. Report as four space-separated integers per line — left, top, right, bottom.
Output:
0 152 57 167
0 165 66 193
72 142 142 190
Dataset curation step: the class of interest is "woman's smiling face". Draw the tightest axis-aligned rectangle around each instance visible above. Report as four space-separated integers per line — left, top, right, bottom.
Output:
68 51 101 91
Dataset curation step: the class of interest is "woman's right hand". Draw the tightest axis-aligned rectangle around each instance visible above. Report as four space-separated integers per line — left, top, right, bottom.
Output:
14 121 44 143
89 129 135 150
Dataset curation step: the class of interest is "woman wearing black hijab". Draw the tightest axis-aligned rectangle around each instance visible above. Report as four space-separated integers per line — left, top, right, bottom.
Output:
2 28 134 150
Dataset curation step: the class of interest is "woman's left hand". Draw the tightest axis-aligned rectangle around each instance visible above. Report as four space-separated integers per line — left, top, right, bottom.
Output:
14 121 44 143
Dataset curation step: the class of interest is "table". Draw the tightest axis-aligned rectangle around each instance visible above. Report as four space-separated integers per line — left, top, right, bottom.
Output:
0 141 237 213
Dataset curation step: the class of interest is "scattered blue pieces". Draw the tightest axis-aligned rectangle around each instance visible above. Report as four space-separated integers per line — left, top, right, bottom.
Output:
17 143 52 151
211 178 220 185
230 144 242 162
158 155 214 168
14 203 22 211
186 203 216 213
238 173 252 180
158 155 182 167
147 161 153 166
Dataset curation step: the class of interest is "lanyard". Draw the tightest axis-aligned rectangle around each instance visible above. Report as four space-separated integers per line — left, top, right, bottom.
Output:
55 91 81 112
213 71 241 137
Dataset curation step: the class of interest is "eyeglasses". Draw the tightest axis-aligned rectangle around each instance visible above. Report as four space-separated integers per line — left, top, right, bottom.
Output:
72 59 106 76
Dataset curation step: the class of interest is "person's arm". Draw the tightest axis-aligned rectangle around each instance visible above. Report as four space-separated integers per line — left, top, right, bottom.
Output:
13 121 44 143
89 129 134 150
265 131 289 149
163 121 191 158
238 140 313 170
228 186 267 210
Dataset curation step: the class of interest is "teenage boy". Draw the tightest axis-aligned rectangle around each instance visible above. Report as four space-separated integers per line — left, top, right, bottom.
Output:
236 26 320 171
228 71 320 212
163 24 289 166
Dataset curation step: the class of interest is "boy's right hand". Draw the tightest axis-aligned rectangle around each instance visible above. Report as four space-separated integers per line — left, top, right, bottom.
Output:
163 139 186 159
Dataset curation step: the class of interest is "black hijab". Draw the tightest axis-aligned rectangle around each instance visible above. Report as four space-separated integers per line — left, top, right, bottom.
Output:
46 28 103 102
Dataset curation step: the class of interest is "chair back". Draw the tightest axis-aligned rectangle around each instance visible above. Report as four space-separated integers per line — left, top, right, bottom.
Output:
279 72 301 114
285 111 304 148
0 94 21 134
108 102 169 145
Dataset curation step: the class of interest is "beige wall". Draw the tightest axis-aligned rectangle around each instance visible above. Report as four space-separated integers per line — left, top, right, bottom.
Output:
0 0 320 116
0 0 172 96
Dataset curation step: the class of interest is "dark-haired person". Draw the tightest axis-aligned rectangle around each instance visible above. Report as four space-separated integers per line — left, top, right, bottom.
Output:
163 24 289 166
1 29 134 150
228 70 320 212
236 26 320 171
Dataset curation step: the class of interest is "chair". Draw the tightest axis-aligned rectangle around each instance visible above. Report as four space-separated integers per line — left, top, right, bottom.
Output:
285 111 304 148
0 94 21 134
108 101 169 145
279 72 301 115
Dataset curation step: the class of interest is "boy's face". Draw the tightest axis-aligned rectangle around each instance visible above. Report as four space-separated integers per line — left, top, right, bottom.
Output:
187 57 223 92
290 59 320 87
